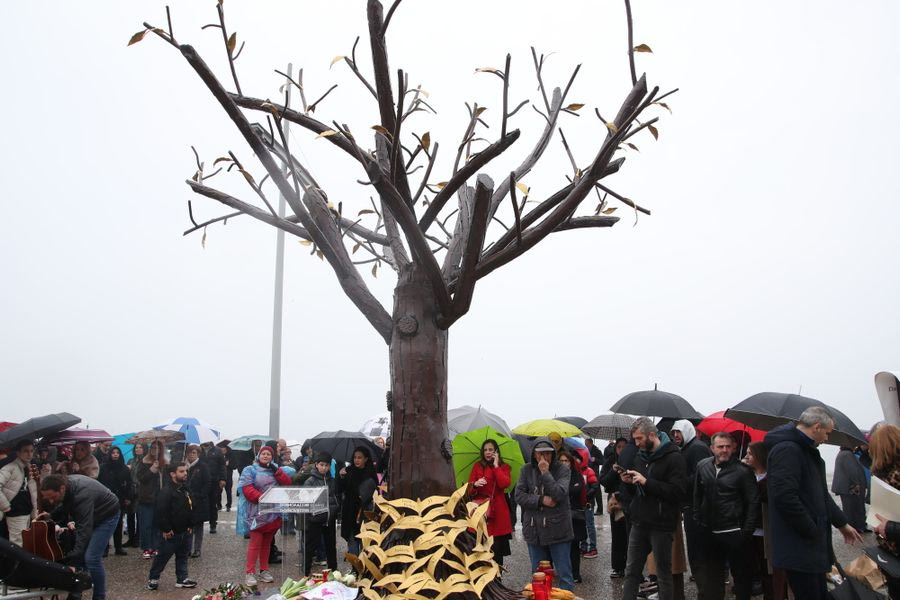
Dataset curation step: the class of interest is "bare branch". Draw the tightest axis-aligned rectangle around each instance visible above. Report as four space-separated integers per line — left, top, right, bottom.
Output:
215 3 242 95
508 172 523 247
448 175 493 324
554 215 619 231
345 37 378 99
412 142 439 206
501 54 511 138
624 0 637 86
381 0 404 36
419 129 520 232
306 84 338 114
595 182 651 216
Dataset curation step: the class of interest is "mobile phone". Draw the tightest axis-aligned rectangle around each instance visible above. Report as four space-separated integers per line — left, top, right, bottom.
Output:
613 464 626 474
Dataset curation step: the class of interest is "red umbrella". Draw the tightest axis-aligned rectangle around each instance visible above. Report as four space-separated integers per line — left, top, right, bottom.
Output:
41 428 113 446
696 411 766 443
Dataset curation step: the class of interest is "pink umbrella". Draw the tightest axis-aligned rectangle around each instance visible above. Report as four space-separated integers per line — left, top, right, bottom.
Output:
42 428 113 446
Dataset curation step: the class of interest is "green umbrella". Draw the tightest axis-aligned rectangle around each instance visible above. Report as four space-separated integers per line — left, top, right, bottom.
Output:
511 418 582 438
228 434 269 451
452 427 525 492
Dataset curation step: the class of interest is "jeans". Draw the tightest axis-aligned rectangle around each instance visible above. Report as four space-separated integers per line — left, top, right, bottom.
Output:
623 524 674 600
584 507 597 550
137 503 159 551
526 541 574 591
785 570 827 600
700 530 752 600
149 530 191 583
80 511 119 600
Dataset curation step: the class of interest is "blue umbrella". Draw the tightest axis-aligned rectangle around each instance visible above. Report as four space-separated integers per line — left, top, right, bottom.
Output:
154 417 221 445
111 432 137 463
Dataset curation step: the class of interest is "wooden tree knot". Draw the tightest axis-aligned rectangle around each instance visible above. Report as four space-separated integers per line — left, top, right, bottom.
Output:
385 390 393 412
441 438 453 460
396 315 419 336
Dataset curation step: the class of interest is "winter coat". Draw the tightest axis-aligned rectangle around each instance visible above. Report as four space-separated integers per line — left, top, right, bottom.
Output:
58 475 120 564
587 444 604 478
764 423 847 573
623 434 688 532
575 448 599 502
98 452 133 506
613 440 639 513
0 457 37 519
566 465 588 543
672 420 711 508
205 446 226 483
303 468 339 524
599 453 622 495
467 461 513 537
873 464 899 557
61 455 99 479
187 459 211 523
238 459 291 532
336 463 378 542
693 455 759 535
135 456 165 505
155 478 195 534
514 436 574 547
831 448 866 496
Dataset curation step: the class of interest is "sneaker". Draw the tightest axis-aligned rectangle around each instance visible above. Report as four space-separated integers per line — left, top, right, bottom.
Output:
146 579 159 591
142 550 154 560
573 575 583 584
189 551 201 558
258 570 275 583
610 570 624 579
245 572 258 587
582 549 598 559
209 526 217 534
175 579 198 588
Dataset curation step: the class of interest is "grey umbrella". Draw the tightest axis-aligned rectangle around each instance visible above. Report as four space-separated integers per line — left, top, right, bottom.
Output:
724 392 866 448
555 416 589 429
0 412 81 449
609 389 704 420
582 414 636 440
447 405 512 438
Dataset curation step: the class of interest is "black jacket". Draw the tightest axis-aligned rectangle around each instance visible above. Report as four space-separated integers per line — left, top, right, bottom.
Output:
135 458 165 505
613 440 639 514
205 447 226 483
623 440 688 531
693 456 759 535
155 479 195 534
303 468 339 523
187 459 210 522
681 437 712 507
59 475 120 564
765 423 847 573
98 456 133 505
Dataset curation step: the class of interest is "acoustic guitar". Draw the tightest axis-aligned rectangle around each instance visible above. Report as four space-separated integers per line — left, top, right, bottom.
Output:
21 464 64 562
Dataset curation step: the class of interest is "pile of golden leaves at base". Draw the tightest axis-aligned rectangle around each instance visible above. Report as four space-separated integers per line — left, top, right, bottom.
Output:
348 484 511 600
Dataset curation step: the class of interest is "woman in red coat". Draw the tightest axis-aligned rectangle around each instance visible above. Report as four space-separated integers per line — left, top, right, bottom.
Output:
467 439 513 566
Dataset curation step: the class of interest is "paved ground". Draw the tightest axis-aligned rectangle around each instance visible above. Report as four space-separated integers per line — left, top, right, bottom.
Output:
98 509 869 600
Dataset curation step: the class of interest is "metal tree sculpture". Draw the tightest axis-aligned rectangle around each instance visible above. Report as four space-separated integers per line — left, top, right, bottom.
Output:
132 0 674 501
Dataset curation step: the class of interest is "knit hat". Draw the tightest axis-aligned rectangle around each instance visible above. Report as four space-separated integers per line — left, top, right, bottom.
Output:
258 445 275 458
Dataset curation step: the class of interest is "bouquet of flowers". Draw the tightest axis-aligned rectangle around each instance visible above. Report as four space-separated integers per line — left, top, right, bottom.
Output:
191 582 253 600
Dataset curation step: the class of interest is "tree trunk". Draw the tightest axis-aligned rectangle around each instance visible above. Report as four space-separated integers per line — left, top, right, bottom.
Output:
388 262 455 499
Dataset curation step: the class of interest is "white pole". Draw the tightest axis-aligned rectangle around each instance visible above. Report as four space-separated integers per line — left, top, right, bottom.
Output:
269 63 292 440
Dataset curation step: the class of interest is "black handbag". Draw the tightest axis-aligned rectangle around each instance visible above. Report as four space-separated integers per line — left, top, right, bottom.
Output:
828 559 886 600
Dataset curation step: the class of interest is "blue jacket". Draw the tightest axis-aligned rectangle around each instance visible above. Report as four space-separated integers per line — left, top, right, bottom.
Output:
765 423 847 573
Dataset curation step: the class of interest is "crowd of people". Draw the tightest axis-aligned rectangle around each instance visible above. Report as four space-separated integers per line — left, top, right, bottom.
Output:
1 413 898 600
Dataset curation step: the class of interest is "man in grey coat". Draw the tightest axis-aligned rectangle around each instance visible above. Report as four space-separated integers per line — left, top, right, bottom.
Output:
514 437 574 591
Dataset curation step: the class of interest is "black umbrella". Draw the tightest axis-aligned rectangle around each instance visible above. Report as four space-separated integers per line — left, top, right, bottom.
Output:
554 416 588 429
0 412 81 449
610 390 704 420
308 430 382 464
724 392 866 448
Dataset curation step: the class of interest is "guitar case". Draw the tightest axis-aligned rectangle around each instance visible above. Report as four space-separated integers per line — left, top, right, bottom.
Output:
0 536 91 592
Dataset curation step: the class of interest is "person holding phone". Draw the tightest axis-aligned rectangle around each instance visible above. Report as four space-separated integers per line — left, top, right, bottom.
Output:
467 439 513 566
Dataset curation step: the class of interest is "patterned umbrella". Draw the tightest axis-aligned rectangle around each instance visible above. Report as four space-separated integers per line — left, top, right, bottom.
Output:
360 412 391 440
125 429 185 445
154 417 221 445
582 413 636 440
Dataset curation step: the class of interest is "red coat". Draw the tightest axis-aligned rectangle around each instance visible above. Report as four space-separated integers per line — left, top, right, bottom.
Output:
467 462 513 537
